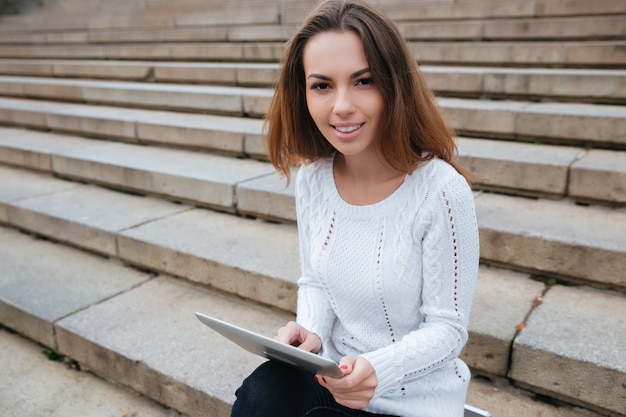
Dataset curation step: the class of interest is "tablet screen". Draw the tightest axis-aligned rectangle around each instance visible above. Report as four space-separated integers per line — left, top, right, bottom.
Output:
196 312 344 377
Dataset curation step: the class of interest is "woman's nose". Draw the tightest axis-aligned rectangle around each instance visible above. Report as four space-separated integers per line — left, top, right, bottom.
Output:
333 88 355 116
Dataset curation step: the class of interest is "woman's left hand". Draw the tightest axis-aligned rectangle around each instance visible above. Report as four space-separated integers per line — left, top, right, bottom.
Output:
316 356 378 410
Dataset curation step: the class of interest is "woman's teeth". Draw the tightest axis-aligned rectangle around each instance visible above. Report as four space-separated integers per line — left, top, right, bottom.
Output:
335 124 361 133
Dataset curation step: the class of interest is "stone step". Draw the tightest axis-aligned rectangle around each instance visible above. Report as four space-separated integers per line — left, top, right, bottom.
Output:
2 14 624 44
408 40 626 67
1 62 625 103
0 97 264 155
0 329 178 417
442 98 625 148
279 0 626 26
0 40 623 67
509 283 626 415
3 0 624 33
0 75 274 116
5 60 626 103
0 1 280 32
115 0 626 28
0 161 623 298
0 222 621 416
377 0 626 22
0 329 179 417
472 137 626 204
476 193 626 290
0 59 280 87
2 122 625 208
398 15 626 42
1 91 625 150
0 164 299 310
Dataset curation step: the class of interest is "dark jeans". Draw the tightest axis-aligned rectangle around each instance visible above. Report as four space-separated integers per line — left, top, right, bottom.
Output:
230 361 397 417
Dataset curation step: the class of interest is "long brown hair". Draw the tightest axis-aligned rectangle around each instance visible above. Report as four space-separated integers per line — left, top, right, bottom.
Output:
264 0 473 184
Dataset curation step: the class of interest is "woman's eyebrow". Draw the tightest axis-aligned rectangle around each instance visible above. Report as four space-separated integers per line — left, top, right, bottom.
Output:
306 68 371 81
351 68 371 78
307 73 331 81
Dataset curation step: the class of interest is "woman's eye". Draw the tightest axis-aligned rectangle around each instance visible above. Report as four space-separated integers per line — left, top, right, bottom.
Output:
311 83 330 90
357 77 374 87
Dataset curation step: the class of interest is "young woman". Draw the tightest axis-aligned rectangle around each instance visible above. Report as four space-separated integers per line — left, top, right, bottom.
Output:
230 1 479 416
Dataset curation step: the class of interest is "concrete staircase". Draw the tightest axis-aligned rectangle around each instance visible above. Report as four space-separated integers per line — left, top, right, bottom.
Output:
0 0 624 416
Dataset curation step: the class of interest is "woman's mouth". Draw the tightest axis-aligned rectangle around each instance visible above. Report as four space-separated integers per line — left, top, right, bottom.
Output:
333 123 363 133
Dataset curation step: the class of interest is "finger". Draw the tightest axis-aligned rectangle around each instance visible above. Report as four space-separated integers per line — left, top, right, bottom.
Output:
273 329 293 345
337 356 357 375
297 333 321 352
273 333 289 344
324 357 363 388
324 364 377 393
274 321 302 345
322 375 367 392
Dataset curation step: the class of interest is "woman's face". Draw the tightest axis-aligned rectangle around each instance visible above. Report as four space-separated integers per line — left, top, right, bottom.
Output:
303 30 384 159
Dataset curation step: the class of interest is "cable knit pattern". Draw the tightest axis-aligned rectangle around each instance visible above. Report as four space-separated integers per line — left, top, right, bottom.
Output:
295 154 480 417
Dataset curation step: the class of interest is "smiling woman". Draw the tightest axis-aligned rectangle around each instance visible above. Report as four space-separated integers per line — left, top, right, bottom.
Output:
301 30 409 206
304 31 383 161
229 1 480 417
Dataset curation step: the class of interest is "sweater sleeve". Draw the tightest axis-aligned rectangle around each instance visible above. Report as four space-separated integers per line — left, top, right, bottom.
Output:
361 173 479 395
294 165 337 351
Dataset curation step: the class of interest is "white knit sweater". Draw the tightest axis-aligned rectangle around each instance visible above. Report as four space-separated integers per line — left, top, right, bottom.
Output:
295 155 480 417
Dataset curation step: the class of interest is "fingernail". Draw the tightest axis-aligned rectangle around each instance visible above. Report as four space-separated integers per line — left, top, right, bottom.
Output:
314 376 318 383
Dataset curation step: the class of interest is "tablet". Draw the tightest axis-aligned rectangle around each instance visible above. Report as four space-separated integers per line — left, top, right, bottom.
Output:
195 312 343 377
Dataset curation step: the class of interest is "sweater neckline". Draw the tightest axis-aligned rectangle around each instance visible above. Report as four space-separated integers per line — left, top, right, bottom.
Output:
323 154 412 217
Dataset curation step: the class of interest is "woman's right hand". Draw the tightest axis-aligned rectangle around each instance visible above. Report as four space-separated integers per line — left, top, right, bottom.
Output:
275 321 322 353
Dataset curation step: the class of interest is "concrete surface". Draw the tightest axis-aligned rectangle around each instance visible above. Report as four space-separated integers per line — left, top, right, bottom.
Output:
54 276 275 417
570 149 626 204
0 226 153 348
466 377 603 417
51 141 276 210
4 15 625 44
456 137 583 198
516 101 626 146
0 126 95 171
135 108 261 153
117 208 300 312
511 285 626 416
0 328 179 417
0 97 264 154
460 267 545 377
408 40 626 67
8 183 189 256
0 164 78 222
476 193 626 288
2 0 623 31
236 170 297 222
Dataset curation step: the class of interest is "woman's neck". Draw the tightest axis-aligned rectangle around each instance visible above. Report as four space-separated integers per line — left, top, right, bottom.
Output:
333 152 406 206
335 151 401 182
